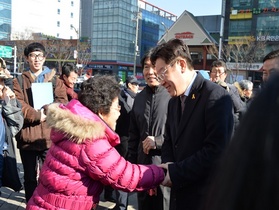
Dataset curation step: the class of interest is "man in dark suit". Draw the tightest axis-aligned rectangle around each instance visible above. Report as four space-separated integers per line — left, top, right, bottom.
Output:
150 39 234 210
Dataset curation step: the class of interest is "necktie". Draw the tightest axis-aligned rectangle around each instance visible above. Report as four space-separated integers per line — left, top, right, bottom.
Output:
180 95 186 113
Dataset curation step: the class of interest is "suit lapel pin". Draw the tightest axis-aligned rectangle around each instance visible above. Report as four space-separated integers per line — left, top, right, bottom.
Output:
192 94 195 99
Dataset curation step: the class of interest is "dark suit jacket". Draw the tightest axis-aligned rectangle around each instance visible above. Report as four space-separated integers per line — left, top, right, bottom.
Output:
162 73 234 210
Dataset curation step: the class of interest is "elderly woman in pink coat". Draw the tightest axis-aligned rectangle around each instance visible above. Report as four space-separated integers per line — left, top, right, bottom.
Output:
26 75 164 210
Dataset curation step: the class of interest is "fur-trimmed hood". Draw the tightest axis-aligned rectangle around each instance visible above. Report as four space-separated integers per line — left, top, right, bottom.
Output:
47 100 120 145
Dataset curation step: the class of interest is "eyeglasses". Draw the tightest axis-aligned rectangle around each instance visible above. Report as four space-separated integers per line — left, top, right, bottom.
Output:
156 60 177 83
211 70 225 76
131 83 139 86
29 53 45 61
157 67 168 83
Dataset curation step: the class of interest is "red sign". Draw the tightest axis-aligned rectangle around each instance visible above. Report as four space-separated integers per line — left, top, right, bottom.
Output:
175 32 194 39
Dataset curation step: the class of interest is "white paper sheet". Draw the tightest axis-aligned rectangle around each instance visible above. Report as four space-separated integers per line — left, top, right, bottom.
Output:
31 82 53 110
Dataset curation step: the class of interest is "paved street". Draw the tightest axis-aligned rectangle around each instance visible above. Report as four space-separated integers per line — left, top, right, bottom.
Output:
0 141 138 210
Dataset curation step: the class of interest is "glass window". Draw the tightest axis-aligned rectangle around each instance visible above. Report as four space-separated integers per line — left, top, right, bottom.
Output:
57 9 60 15
229 20 252 36
71 12 73 18
232 0 252 7
257 16 279 35
57 21 60 27
71 1 74 6
258 0 279 8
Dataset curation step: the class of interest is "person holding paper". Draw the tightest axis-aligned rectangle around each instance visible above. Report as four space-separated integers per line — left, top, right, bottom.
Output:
13 42 68 203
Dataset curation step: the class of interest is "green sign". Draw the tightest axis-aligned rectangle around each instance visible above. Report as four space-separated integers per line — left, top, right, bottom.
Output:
0 45 13 58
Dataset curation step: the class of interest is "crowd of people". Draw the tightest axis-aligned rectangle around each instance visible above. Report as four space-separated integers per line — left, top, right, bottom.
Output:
0 40 278 210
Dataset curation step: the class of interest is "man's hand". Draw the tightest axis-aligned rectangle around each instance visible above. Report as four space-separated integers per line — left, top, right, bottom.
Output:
159 163 173 187
142 136 156 154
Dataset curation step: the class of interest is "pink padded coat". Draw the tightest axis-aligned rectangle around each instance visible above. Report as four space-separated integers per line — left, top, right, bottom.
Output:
26 100 164 210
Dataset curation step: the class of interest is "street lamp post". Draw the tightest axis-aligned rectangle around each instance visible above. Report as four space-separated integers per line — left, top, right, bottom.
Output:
219 0 226 59
72 25 79 64
133 1 140 76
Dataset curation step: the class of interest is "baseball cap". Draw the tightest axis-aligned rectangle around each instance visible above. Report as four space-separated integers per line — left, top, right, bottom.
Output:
126 75 140 85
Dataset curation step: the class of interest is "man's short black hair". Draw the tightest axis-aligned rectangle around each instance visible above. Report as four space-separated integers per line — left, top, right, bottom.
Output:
24 42 46 57
263 49 279 63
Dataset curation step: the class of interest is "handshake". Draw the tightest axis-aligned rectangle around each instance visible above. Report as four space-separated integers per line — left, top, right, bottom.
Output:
142 136 172 187
159 162 172 187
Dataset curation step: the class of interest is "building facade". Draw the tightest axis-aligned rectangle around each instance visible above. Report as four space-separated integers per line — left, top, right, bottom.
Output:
158 10 217 71
224 0 279 86
10 0 80 40
0 0 11 40
81 0 176 81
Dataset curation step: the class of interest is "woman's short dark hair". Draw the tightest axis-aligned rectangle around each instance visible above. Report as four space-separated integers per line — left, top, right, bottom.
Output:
78 75 120 115
24 42 46 57
62 63 78 77
150 39 193 69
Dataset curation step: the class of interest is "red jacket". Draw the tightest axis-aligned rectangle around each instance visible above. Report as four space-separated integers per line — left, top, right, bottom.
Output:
27 100 164 210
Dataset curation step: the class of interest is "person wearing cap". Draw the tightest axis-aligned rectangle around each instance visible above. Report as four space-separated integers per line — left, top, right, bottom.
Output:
128 48 171 210
125 75 140 94
106 75 140 209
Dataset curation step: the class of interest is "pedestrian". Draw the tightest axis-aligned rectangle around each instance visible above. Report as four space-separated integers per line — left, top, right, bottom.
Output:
0 72 23 193
151 38 234 210
60 62 79 101
203 72 279 210
262 49 279 82
13 42 68 202
128 49 171 210
26 75 164 210
210 60 245 131
237 79 254 103
108 75 140 210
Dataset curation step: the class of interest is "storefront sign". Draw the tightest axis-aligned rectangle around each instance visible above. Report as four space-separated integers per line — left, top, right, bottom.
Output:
226 62 263 71
231 7 279 15
257 35 279 42
175 32 194 39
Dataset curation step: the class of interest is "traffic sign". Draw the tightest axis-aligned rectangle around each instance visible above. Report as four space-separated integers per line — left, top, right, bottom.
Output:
0 45 13 58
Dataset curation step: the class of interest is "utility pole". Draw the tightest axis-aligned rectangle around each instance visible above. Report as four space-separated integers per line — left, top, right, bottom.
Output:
161 22 169 42
72 25 79 65
133 1 140 76
219 0 226 59
13 46 17 73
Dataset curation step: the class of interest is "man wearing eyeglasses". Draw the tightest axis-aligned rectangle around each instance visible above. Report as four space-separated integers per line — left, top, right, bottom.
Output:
151 39 233 210
210 60 245 131
13 42 67 203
